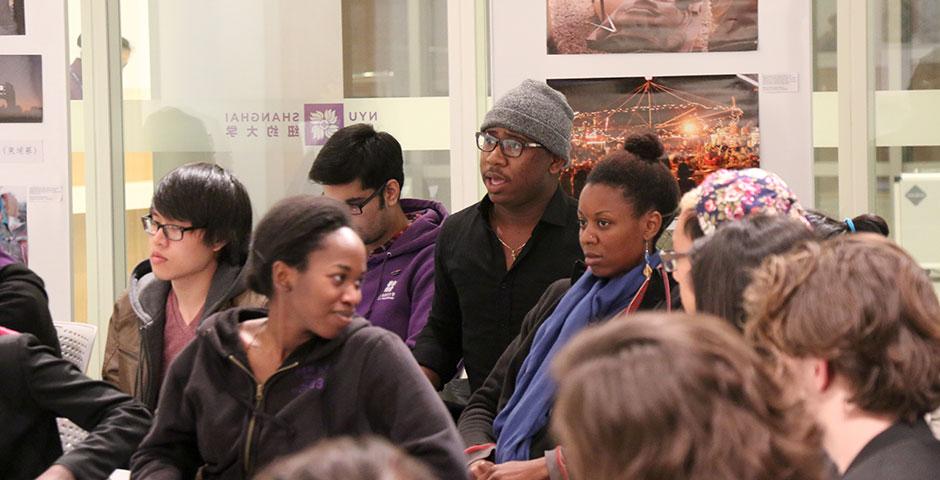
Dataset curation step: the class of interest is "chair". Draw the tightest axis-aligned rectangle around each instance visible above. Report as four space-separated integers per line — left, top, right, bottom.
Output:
53 321 98 452
54 321 98 373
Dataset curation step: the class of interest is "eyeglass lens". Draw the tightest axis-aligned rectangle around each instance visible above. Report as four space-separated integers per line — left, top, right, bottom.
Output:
477 132 524 158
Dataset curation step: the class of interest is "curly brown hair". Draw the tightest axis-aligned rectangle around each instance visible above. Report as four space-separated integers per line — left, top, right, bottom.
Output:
744 234 940 422
551 312 826 480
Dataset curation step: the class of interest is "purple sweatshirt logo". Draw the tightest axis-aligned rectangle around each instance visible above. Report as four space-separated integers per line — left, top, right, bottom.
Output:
295 365 330 393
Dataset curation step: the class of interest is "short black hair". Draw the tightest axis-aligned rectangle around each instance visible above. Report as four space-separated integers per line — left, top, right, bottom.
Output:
151 162 252 266
586 132 680 247
308 124 404 199
246 196 352 297
691 215 814 330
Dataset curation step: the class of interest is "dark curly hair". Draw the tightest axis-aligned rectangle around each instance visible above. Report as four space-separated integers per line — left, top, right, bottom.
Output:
586 132 680 247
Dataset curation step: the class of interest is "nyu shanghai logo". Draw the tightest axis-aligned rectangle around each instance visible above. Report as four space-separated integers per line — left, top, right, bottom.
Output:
377 280 398 302
304 103 344 146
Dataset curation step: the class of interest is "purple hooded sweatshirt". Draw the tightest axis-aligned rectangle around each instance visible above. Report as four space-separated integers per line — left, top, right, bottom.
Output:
357 198 447 347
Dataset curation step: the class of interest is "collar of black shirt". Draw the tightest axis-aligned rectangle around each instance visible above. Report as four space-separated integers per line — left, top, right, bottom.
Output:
476 186 572 228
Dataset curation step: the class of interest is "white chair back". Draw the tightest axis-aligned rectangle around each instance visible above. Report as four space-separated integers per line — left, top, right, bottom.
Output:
54 321 97 373
53 321 98 452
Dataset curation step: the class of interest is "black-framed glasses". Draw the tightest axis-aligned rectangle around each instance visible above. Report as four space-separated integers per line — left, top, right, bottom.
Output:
660 250 690 273
347 183 387 215
141 215 202 241
475 131 543 158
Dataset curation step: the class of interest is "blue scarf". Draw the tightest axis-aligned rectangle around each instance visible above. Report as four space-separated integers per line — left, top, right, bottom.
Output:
493 253 661 462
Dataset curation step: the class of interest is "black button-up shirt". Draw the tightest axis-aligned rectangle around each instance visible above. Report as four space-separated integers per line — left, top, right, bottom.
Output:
413 187 583 393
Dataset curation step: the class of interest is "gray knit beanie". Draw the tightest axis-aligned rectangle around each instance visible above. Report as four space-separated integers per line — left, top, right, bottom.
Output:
480 79 574 162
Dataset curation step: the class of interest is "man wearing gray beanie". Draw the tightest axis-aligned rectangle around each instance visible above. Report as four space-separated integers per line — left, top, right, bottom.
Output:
413 79 584 444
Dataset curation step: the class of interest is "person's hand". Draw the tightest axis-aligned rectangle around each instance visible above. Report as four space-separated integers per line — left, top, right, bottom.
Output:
479 458 549 480
469 459 495 479
36 464 76 480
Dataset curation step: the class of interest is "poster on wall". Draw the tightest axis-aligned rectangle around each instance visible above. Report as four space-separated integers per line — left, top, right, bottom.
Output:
547 0 758 54
0 186 28 265
0 0 25 35
0 55 43 123
548 74 760 196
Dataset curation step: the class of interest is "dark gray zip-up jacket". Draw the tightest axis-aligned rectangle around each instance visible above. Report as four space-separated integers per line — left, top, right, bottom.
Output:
130 307 468 480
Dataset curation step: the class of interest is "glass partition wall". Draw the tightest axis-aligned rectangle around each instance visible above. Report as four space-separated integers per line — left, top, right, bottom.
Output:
70 0 492 375
70 1 940 373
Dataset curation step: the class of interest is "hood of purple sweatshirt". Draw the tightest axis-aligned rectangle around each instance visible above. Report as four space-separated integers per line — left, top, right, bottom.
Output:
357 198 448 346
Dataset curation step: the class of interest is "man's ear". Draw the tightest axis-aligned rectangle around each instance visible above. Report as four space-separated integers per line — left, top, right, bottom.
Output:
811 358 832 393
384 179 401 208
548 154 567 176
210 240 228 253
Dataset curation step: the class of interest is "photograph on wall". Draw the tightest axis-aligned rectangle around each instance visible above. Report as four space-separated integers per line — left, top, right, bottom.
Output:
0 55 43 123
547 0 758 54
548 74 760 196
0 0 25 35
0 186 28 265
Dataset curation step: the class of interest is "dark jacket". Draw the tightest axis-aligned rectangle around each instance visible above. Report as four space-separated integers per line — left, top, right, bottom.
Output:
358 198 447 347
414 188 583 392
0 330 152 480
130 307 468 480
102 260 264 410
458 265 679 479
0 262 61 356
842 418 940 480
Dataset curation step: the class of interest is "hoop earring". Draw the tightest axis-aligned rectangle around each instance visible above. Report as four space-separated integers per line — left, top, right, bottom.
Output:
643 240 652 278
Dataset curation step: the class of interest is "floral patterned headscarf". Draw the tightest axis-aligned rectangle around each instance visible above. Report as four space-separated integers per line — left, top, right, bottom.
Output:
694 168 809 236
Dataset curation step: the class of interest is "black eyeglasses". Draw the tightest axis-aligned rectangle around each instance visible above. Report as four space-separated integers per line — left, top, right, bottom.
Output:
660 250 690 273
347 183 387 215
475 131 543 158
141 215 202 241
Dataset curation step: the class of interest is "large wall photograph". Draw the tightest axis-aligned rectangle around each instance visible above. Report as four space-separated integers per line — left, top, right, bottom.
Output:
0 55 43 123
0 0 25 36
549 74 760 196
547 0 758 55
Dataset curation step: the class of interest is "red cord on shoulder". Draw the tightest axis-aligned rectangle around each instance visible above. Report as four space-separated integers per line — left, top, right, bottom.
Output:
464 443 496 455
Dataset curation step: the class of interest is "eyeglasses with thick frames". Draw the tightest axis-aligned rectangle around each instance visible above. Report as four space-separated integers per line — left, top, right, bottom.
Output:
660 250 690 273
475 131 544 158
141 215 202 241
346 183 387 215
